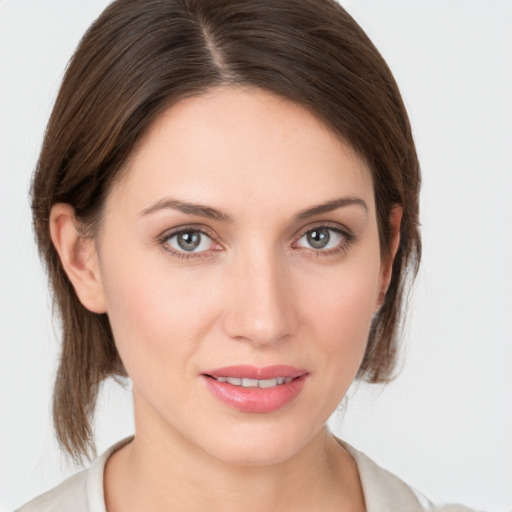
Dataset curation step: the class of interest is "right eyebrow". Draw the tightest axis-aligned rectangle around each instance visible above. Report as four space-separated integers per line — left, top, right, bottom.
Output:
139 198 233 222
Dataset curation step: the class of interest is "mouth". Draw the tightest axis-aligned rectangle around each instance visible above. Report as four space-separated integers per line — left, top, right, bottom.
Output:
207 376 294 388
202 365 308 413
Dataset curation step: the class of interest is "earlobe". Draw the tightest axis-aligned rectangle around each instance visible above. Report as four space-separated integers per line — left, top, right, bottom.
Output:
49 203 107 314
376 205 403 310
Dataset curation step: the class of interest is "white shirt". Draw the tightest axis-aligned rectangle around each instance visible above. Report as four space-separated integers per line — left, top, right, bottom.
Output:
15 437 478 512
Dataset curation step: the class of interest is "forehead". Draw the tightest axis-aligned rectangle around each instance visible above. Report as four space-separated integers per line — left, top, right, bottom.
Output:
107 86 374 218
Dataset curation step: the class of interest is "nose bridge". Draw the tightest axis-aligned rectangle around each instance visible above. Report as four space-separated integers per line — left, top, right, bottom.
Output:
223 246 296 345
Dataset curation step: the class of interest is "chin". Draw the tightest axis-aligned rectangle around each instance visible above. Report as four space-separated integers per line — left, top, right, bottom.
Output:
196 421 320 467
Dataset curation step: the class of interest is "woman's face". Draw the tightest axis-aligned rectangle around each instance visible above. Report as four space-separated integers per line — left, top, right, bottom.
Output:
92 86 392 465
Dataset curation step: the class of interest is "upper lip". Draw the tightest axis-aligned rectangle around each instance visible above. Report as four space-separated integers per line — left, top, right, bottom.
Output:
203 365 307 380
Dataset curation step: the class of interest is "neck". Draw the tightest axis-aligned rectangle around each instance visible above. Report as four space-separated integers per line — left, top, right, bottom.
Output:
104 400 364 512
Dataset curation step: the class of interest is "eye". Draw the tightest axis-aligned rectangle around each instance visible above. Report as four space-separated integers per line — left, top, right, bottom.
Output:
294 227 345 251
164 229 215 254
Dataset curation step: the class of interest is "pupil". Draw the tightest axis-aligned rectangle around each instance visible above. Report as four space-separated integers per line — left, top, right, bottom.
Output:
307 228 330 249
177 231 201 251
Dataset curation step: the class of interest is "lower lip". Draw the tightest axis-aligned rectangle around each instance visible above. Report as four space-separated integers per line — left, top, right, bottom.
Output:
203 375 307 413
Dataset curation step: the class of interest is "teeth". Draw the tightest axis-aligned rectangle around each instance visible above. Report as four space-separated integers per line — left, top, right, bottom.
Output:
214 376 294 388
259 378 277 388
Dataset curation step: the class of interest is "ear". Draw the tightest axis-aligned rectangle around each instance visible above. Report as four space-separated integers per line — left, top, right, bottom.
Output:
49 203 107 314
376 205 402 309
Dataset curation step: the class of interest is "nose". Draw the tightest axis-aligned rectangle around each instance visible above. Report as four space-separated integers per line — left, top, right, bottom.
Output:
222 250 298 347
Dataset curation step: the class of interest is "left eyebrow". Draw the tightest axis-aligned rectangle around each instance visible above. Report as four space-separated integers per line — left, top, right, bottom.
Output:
294 196 368 221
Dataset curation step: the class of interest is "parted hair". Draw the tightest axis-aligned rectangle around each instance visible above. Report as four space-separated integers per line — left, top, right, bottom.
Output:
31 0 421 461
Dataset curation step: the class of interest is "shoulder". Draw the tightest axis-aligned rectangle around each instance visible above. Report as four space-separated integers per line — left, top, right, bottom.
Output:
14 437 133 512
14 469 89 512
340 440 480 512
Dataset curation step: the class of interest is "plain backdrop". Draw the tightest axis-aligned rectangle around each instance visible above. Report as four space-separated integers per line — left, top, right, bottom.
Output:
1 1 511 511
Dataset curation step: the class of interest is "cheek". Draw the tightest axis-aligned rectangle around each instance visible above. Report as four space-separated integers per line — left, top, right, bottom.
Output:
98 249 221 375
298 254 381 359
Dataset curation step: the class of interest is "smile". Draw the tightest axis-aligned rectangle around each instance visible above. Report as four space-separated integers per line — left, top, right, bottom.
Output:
211 376 294 388
202 365 308 413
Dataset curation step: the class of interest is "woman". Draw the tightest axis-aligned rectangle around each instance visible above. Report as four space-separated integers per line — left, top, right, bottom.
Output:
12 0 480 510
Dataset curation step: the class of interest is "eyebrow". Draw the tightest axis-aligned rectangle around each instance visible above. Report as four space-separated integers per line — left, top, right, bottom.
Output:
139 195 367 222
294 196 368 221
140 198 232 222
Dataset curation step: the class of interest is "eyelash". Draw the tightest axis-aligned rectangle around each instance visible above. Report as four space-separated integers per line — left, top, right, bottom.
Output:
157 225 219 260
157 223 355 261
293 223 355 259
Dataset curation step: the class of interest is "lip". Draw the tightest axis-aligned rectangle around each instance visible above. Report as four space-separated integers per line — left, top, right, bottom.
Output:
204 365 307 380
202 365 308 413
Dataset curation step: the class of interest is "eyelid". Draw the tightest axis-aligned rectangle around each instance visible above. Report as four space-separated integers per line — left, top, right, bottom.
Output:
291 222 355 254
158 223 217 240
293 221 353 242
157 224 222 259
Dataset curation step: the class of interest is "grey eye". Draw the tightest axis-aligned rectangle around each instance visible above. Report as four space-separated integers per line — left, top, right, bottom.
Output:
167 230 212 253
296 227 343 250
307 228 331 249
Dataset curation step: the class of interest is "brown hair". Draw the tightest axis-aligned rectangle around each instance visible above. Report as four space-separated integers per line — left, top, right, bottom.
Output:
31 0 421 461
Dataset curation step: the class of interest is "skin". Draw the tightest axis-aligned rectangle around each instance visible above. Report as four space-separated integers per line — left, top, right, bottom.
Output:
50 86 401 512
